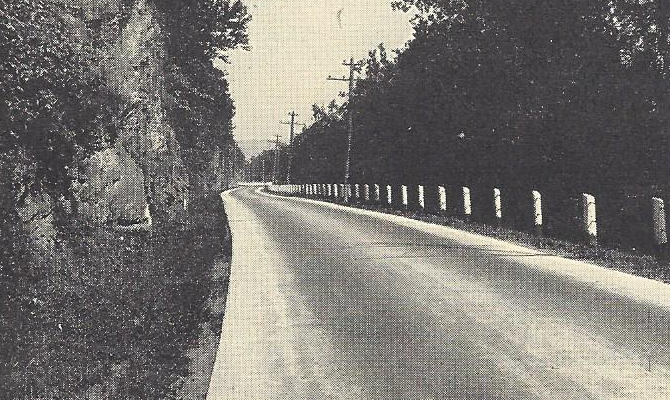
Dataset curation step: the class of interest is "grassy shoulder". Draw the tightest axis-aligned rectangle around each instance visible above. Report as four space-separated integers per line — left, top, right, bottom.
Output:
277 190 670 285
0 194 231 399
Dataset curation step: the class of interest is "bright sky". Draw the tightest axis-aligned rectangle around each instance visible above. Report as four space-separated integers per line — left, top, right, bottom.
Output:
215 0 415 156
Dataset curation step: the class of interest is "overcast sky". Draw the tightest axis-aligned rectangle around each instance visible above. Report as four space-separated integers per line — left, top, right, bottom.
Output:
215 0 415 155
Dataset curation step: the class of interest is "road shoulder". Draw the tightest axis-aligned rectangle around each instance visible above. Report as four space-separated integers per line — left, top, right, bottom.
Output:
176 255 231 399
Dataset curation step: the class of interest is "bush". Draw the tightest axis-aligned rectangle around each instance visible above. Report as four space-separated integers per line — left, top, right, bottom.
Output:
0 194 230 399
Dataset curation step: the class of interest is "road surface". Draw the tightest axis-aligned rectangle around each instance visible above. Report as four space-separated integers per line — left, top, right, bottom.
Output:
207 186 670 399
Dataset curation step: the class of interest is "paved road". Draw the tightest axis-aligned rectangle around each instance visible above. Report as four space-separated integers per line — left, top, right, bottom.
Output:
207 186 670 399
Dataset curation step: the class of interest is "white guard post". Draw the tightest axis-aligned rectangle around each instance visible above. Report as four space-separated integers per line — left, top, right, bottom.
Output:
438 186 447 212
494 188 502 221
401 185 408 209
418 185 425 210
582 193 597 244
532 190 543 236
463 187 472 217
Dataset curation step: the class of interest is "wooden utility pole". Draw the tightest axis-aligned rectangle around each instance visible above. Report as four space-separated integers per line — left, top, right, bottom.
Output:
280 111 305 184
328 57 363 202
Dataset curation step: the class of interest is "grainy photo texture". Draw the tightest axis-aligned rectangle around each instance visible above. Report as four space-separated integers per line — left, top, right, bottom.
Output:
3 0 670 399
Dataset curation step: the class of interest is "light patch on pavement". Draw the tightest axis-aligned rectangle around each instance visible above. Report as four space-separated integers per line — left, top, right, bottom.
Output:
388 257 670 399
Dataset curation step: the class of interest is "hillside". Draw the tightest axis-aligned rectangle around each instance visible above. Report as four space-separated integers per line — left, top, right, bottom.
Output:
0 0 249 397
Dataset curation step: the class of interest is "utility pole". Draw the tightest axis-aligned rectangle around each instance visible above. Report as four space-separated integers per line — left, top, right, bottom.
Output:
268 134 282 184
261 158 266 182
280 111 305 184
328 57 363 202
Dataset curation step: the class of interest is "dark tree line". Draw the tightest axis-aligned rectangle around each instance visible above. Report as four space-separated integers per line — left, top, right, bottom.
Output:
291 0 670 250
155 0 250 145
154 0 250 188
249 145 290 183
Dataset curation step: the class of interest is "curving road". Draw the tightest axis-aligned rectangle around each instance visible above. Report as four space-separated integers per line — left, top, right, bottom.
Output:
207 186 670 399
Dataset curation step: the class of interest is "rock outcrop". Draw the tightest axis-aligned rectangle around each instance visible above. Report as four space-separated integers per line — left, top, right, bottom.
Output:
71 0 189 225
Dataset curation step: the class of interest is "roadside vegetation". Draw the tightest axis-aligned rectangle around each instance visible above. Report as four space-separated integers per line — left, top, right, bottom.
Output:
1 0 248 397
273 0 670 255
1 195 230 399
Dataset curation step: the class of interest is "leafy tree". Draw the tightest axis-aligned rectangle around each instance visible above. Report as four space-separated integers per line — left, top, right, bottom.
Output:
291 102 348 184
155 0 250 66
153 0 251 189
295 0 670 189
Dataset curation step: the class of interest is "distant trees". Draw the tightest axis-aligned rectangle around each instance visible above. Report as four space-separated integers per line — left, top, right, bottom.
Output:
249 145 289 183
293 0 670 196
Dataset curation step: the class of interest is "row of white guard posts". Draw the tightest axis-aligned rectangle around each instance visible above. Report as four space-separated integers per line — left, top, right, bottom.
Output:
266 183 669 248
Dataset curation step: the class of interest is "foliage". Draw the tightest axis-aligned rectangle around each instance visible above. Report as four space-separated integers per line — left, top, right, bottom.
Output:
249 145 290 183
0 194 230 399
290 102 348 183
0 0 117 198
154 0 250 186
155 0 250 65
293 0 670 192
166 63 237 177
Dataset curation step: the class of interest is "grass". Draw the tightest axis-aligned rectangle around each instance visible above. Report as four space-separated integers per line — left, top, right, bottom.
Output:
0 194 231 399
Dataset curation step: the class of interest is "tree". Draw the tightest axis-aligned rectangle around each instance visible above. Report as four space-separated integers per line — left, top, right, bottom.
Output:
295 0 670 206
155 0 250 65
153 0 251 189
